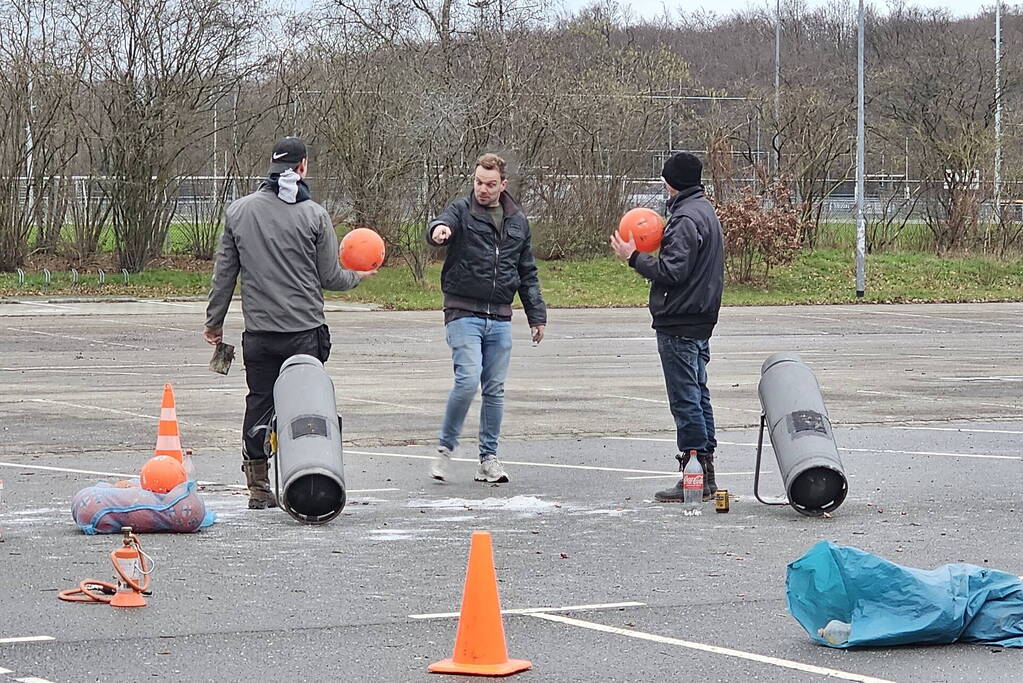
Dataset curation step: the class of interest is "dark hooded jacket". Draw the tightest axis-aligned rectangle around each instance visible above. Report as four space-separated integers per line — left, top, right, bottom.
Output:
628 186 724 339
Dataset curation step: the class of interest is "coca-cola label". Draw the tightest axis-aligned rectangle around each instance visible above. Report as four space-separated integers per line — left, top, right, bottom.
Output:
683 473 703 490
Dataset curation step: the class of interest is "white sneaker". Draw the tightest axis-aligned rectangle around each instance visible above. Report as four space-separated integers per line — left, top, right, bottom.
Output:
474 457 509 483
430 446 452 481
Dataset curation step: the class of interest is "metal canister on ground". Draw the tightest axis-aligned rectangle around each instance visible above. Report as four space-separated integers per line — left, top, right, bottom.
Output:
714 489 730 513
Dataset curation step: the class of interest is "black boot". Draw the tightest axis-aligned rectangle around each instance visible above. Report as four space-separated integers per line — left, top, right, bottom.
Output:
654 480 686 502
242 459 277 510
655 450 697 502
698 453 717 501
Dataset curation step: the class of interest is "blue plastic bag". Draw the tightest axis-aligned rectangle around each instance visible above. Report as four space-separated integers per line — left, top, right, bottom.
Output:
787 540 1023 648
71 480 217 535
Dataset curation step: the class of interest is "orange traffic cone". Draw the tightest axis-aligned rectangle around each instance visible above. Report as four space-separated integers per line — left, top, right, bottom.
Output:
155 383 183 463
429 531 532 677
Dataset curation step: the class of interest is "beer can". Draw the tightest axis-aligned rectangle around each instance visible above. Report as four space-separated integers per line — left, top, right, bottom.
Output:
714 489 729 513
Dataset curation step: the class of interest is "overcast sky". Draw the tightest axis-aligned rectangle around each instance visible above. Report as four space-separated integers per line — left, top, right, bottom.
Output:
559 0 1009 19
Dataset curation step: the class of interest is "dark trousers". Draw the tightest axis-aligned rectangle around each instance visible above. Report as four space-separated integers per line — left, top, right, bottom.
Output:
656 332 717 455
241 325 331 460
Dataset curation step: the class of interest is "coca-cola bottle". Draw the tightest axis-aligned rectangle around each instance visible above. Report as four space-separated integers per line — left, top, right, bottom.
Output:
682 454 704 515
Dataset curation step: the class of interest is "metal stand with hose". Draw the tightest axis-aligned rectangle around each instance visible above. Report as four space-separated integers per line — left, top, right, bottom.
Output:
58 527 154 607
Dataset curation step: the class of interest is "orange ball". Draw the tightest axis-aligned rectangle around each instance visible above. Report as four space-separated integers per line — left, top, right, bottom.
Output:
140 455 186 494
617 208 664 253
340 228 386 271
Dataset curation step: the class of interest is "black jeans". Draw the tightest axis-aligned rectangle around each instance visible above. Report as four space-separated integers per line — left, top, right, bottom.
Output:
656 332 717 455
241 325 331 460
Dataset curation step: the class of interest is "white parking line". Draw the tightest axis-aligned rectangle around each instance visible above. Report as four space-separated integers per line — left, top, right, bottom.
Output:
602 395 761 414
0 462 399 495
775 309 943 334
608 437 1021 461
346 450 699 475
140 300 196 308
4 327 144 350
847 447 1018 460
24 399 235 434
0 462 136 478
624 470 759 480
99 318 190 333
603 394 665 404
832 306 1023 330
343 397 430 412
608 436 677 442
938 375 1023 382
858 389 1023 412
897 426 1023 435
529 613 894 683
0 637 54 645
410 601 645 620
11 301 78 311
1 364 207 371
26 398 155 421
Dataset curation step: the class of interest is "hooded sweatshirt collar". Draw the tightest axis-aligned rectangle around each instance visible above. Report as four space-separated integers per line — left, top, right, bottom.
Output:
261 169 311 204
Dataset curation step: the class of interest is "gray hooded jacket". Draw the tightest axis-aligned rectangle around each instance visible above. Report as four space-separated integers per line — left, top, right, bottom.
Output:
205 186 360 333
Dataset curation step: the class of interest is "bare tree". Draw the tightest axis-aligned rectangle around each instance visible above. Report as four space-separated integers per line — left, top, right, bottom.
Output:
865 180 921 253
872 4 1000 252
4 0 1020 273
0 0 83 270
69 0 268 272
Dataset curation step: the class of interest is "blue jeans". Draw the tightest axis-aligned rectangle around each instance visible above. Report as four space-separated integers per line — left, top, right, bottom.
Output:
439 316 513 460
656 332 717 455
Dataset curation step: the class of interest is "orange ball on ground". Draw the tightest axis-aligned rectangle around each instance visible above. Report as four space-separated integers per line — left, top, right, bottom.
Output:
140 455 186 494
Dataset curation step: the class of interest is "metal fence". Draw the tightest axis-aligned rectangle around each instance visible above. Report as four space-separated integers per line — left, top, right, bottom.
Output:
8 175 1023 226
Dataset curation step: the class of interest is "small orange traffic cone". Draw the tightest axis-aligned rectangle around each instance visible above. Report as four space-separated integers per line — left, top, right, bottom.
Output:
155 383 183 463
429 531 532 677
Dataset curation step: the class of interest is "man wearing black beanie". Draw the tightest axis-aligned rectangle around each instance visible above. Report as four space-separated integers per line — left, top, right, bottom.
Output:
610 152 724 502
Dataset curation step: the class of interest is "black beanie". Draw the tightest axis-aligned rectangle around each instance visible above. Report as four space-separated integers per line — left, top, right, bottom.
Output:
661 153 703 191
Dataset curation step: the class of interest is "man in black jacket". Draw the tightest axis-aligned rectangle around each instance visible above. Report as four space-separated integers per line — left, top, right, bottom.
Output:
611 152 724 502
426 153 547 483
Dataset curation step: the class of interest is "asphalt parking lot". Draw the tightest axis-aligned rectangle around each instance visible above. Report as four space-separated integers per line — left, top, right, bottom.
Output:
1 299 1021 682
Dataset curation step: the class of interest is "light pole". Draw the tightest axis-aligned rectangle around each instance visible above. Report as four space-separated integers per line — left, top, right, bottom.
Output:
993 0 1002 234
24 0 35 218
212 100 218 179
25 76 34 214
854 0 866 298
774 0 781 178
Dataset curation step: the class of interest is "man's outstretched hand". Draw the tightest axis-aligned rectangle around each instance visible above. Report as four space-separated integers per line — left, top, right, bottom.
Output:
431 224 452 244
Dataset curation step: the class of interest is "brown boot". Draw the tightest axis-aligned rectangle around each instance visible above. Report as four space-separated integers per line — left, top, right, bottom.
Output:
698 453 717 501
242 459 277 509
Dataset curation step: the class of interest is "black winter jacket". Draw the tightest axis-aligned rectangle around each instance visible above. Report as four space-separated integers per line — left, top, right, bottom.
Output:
628 186 724 339
426 192 547 326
